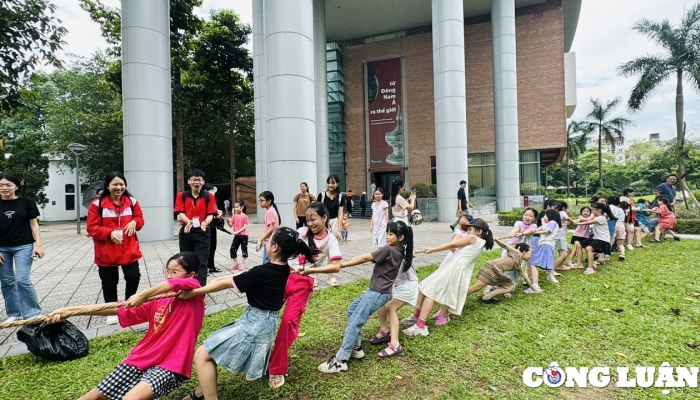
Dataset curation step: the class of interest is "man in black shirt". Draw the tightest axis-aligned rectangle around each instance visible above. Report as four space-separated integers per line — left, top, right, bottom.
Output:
451 180 474 231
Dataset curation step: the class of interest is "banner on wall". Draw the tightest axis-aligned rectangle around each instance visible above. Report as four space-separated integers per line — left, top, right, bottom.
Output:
366 58 404 169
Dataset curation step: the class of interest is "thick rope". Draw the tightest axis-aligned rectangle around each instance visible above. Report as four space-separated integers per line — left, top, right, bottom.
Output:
0 292 180 329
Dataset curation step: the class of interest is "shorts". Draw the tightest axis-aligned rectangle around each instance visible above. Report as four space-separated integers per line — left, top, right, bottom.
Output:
96 363 186 399
581 239 612 255
341 230 348 239
554 238 569 252
571 235 587 244
613 222 626 240
392 280 419 307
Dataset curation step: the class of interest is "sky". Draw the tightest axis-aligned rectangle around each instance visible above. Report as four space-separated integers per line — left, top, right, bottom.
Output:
53 0 700 142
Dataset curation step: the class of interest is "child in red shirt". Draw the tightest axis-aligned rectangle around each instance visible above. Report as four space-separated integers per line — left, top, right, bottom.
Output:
47 252 205 400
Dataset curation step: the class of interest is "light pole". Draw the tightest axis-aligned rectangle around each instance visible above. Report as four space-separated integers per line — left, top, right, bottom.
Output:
230 168 238 201
68 143 87 234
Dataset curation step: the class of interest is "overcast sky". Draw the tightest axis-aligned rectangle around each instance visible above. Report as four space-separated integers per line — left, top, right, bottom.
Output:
54 0 700 142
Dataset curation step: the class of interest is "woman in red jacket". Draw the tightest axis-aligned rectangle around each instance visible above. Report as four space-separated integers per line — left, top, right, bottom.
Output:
87 172 145 325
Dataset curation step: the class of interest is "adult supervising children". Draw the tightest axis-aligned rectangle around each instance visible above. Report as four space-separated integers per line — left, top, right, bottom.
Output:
175 169 219 286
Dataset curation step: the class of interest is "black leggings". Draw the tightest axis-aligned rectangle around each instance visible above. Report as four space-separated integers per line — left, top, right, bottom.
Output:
230 235 249 259
98 262 141 303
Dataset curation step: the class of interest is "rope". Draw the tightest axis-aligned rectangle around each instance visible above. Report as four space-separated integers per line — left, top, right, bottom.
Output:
0 292 180 329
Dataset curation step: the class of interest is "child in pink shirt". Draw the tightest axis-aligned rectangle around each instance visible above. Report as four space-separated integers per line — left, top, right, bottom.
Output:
47 252 205 400
256 191 281 264
228 200 250 272
652 196 681 242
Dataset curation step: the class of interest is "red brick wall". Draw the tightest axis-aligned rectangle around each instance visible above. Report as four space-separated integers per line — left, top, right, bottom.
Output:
342 6 566 193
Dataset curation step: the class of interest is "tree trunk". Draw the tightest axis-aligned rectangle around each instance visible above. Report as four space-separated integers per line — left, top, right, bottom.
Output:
676 70 686 179
229 91 236 201
598 125 603 189
174 68 185 194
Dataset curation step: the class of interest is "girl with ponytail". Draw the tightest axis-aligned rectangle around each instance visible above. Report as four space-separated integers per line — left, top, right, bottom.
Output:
318 221 414 373
402 218 493 336
256 191 280 264
181 227 312 400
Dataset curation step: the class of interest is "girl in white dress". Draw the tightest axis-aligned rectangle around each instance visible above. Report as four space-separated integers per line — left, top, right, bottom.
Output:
370 188 389 248
402 218 494 337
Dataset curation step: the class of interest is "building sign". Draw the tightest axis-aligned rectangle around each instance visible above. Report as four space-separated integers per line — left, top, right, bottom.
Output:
366 58 404 169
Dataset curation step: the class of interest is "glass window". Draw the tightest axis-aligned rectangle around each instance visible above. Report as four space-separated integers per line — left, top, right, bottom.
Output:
65 184 75 194
65 195 75 211
519 151 540 195
430 156 436 185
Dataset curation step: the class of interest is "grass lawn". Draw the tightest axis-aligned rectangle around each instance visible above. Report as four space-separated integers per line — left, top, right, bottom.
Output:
2 240 699 399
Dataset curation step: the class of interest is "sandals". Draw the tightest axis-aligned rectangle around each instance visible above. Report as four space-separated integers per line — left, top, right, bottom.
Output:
569 263 585 269
208 267 222 273
187 391 204 400
378 344 404 358
552 271 562 277
369 330 391 345
269 374 285 389
583 268 596 275
327 277 340 287
618 255 626 261
431 309 444 320
673 237 681 241
480 297 501 304
651 239 662 243
435 315 451 326
524 286 543 294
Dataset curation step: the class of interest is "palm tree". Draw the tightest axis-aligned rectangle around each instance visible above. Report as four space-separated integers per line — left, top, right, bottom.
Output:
579 98 634 188
618 3 700 178
565 120 590 197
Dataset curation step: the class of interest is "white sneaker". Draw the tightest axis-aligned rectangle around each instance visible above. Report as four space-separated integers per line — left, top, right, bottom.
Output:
400 315 417 325
402 324 429 336
317 357 348 373
626 244 634 251
547 275 560 284
2 316 22 324
350 347 365 359
106 315 119 325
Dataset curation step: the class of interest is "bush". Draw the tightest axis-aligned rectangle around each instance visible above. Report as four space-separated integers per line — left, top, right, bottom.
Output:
497 207 531 226
676 219 700 234
430 184 437 198
411 183 435 198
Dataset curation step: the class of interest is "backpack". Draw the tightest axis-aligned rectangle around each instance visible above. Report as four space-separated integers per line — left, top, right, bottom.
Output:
97 196 136 222
318 191 343 212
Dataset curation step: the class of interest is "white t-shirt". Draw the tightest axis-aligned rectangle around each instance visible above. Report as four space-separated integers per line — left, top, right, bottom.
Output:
537 220 560 247
288 227 342 270
556 211 570 240
591 215 611 242
394 259 418 288
610 205 625 221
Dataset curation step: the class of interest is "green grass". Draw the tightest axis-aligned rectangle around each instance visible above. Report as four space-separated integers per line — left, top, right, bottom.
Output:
2 240 700 399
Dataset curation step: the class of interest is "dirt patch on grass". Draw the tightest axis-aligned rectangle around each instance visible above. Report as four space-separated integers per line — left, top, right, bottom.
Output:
562 387 619 399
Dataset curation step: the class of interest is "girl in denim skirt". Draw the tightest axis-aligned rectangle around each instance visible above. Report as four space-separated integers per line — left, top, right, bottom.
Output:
318 221 414 373
524 209 561 293
181 227 313 400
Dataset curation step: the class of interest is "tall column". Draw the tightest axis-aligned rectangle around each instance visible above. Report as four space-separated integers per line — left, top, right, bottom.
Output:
121 0 173 241
253 0 267 221
432 0 468 223
264 0 317 227
314 0 329 195
492 0 521 211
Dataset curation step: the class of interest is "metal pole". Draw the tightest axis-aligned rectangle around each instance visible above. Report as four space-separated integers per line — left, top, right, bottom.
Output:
76 155 80 235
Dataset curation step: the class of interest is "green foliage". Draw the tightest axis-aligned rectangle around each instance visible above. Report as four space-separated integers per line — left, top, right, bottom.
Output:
411 183 435 198
41 54 124 182
676 219 700 234
0 0 67 112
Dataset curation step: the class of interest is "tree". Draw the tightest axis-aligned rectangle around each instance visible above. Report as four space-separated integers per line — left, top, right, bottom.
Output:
618 3 700 178
80 0 204 193
43 54 124 182
193 9 253 188
579 98 634 188
0 0 67 112
565 120 589 197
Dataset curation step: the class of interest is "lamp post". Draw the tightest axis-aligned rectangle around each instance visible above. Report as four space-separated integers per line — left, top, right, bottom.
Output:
230 168 238 202
68 143 87 234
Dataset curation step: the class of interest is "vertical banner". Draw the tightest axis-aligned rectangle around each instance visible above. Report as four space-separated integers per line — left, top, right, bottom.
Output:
366 58 403 168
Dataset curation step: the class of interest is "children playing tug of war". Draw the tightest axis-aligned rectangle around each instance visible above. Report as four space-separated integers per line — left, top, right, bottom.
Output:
24 182 684 398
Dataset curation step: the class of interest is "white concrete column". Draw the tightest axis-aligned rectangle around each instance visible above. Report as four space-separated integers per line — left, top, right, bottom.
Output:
264 0 317 227
314 0 329 195
121 0 173 241
253 0 267 220
432 0 468 223
492 0 521 210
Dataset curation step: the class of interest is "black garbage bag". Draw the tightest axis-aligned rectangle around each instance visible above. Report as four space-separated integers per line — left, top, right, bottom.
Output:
16 321 89 361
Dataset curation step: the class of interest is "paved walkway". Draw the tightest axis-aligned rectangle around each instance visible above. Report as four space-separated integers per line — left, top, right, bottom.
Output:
0 214 513 357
